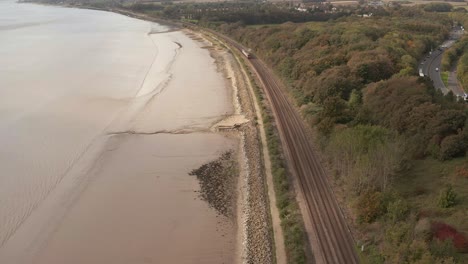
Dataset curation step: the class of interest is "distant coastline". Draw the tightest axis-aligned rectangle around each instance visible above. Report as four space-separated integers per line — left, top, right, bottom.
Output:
21 0 182 29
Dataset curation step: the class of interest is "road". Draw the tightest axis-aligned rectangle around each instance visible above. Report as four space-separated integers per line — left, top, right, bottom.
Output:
421 48 448 93
448 66 465 96
204 29 359 263
419 26 465 95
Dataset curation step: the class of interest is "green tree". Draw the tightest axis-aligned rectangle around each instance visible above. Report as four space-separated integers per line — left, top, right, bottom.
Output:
386 199 409 223
438 185 458 208
423 3 453 12
357 191 384 223
439 133 467 160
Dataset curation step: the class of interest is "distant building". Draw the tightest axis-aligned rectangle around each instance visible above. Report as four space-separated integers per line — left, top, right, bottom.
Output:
358 13 373 18
368 1 384 6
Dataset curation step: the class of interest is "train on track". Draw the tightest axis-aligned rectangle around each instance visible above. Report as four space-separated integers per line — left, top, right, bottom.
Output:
242 49 252 59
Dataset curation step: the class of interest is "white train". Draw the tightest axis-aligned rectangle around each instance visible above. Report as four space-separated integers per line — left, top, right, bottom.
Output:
242 49 252 59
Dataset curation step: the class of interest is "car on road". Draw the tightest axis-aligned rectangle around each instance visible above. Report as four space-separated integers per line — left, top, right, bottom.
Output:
457 94 468 102
435 68 439 72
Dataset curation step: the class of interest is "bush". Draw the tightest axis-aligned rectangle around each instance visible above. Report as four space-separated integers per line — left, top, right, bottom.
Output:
432 222 457 240
363 244 385 264
414 218 432 241
385 222 411 246
453 233 468 253
429 238 457 259
386 199 410 223
431 222 468 252
455 163 468 178
357 191 384 223
439 134 467 160
437 185 457 208
408 239 430 263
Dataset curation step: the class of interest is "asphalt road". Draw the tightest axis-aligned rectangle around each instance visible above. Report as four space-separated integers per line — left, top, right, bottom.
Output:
419 26 465 95
448 69 465 96
203 28 359 263
428 49 448 93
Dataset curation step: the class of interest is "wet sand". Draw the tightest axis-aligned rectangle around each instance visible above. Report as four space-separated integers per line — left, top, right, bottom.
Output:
0 2 238 263
34 133 236 264
30 32 237 264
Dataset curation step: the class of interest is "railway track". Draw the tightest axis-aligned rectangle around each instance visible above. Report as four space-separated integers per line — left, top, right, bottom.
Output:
207 30 359 263
252 59 358 263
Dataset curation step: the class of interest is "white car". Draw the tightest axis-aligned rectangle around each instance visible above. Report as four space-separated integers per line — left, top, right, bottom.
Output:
435 68 439 72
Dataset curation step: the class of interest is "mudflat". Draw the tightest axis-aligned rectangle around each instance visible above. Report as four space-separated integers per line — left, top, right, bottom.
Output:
34 133 236 264
0 1 237 263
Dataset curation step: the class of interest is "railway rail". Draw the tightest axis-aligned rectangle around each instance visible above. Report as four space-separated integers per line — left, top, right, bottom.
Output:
205 29 359 263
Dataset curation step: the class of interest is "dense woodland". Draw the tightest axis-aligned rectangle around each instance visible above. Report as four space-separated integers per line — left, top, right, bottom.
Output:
220 8 467 158
128 1 351 24
215 6 468 263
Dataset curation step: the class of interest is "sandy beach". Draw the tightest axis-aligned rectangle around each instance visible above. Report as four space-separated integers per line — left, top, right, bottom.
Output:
0 1 245 263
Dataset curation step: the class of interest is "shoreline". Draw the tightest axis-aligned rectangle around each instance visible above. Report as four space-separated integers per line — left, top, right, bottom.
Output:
189 29 276 263
0 4 240 262
3 2 277 263
105 6 279 263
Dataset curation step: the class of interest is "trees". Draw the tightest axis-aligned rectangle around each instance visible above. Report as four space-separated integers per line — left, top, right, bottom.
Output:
347 50 395 83
326 125 404 194
423 3 453 13
441 38 468 71
398 54 417 76
439 133 467 160
169 2 346 25
212 8 466 261
362 77 432 132
457 49 468 92
219 7 450 115
386 199 409 223
361 77 467 159
356 191 384 223
438 185 458 208
305 65 361 103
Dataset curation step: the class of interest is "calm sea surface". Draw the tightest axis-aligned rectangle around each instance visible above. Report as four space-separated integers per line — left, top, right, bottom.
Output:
0 0 164 247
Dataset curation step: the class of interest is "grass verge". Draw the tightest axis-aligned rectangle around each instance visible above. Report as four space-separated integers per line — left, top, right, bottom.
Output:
441 71 449 87
239 58 308 264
